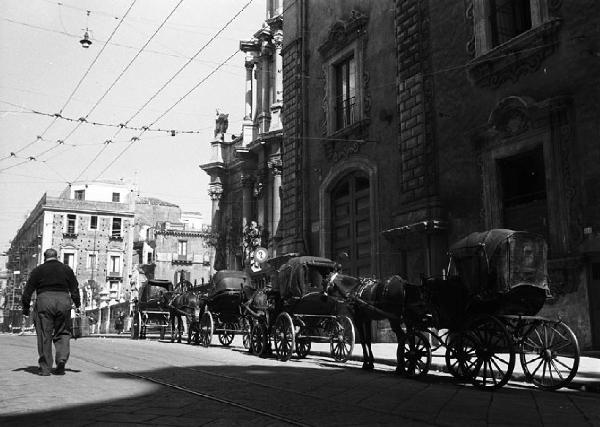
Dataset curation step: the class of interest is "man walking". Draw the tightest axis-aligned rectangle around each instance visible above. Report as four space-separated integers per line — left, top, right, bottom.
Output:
22 248 80 376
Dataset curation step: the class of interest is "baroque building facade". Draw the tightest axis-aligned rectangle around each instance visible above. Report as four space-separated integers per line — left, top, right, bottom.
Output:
201 0 284 271
280 0 600 347
133 198 214 289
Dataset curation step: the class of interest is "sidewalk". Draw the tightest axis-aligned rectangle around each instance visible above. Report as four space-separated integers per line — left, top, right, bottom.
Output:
310 341 600 393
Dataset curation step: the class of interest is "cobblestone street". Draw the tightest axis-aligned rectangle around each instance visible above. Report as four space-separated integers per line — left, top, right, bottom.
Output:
1 334 599 426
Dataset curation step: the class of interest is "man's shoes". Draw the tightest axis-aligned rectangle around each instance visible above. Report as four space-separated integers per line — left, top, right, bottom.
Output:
38 369 51 376
53 361 66 375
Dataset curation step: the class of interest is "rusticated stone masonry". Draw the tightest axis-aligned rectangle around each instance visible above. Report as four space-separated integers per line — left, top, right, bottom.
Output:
395 0 438 204
279 37 304 253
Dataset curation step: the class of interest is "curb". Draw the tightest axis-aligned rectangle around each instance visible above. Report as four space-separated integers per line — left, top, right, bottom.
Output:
311 350 600 393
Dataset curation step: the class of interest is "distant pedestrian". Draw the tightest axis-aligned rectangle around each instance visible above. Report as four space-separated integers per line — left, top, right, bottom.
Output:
115 312 124 334
22 248 80 376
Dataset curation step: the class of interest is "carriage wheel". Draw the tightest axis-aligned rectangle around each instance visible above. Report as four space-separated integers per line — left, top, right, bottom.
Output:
218 322 236 346
329 316 355 363
520 320 580 390
462 315 515 390
130 312 140 340
140 313 147 340
398 330 431 379
444 332 470 380
250 318 269 356
188 319 200 345
296 339 311 358
273 313 295 362
199 311 214 347
241 317 251 350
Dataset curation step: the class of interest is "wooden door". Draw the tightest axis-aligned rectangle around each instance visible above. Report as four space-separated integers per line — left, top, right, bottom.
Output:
331 172 371 277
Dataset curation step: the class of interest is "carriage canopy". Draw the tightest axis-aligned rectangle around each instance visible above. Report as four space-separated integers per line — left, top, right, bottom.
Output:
274 256 338 300
448 229 549 298
210 270 253 297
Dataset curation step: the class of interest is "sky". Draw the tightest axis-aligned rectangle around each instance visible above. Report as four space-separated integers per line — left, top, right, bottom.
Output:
0 0 266 255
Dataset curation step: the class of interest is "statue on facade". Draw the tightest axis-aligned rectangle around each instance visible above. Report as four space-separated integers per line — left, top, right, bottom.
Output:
243 220 262 269
214 110 229 140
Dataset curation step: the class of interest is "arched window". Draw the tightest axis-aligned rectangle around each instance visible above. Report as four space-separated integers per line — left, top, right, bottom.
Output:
331 171 371 276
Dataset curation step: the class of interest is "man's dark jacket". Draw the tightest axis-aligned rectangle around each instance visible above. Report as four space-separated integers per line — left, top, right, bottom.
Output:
22 259 81 315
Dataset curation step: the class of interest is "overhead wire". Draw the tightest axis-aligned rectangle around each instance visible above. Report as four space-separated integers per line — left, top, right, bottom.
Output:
78 1 255 182
0 1 137 167
93 49 241 181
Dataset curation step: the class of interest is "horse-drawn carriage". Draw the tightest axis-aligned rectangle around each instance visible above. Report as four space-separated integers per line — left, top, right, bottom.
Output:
414 229 579 389
247 255 355 362
130 279 172 340
199 270 252 348
328 229 580 390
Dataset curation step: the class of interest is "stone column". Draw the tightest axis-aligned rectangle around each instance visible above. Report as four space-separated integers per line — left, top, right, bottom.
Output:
208 180 223 225
268 155 282 242
241 174 255 228
270 30 283 130
259 40 273 133
244 58 254 121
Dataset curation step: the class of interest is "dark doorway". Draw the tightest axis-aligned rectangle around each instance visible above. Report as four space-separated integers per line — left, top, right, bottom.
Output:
498 145 549 240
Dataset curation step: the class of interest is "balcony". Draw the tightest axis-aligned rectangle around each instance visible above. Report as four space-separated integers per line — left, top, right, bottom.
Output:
63 232 78 239
107 271 122 279
109 234 123 241
172 254 193 265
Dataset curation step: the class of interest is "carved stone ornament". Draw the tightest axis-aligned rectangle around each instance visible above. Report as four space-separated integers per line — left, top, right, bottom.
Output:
466 18 562 88
547 256 583 300
268 156 282 176
488 96 534 137
323 138 366 163
318 10 368 59
208 182 223 201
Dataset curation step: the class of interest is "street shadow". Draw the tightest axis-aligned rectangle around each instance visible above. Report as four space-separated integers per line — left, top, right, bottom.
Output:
1 355 597 427
12 365 82 375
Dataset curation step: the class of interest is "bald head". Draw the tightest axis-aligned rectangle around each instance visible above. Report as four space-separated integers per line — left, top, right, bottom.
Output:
44 248 58 260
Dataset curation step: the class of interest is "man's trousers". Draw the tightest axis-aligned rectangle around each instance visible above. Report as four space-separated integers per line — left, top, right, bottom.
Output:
33 291 72 373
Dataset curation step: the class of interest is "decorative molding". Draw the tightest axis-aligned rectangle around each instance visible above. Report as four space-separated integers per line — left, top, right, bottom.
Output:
267 156 282 176
319 9 370 162
208 182 223 201
318 10 368 59
547 256 583 299
466 18 562 88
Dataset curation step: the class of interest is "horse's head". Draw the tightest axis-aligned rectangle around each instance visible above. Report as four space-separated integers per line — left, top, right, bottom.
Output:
324 272 362 298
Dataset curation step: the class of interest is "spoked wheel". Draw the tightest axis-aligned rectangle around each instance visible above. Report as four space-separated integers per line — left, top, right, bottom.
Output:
189 320 200 345
398 330 431 378
445 332 470 380
140 313 147 339
130 312 140 340
296 338 311 358
218 322 236 346
273 313 295 362
329 316 355 363
250 318 269 356
199 311 214 347
462 315 515 390
520 320 580 390
241 317 251 350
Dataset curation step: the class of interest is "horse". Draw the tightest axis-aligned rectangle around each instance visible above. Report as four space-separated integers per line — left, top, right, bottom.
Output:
159 290 202 344
326 272 423 371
